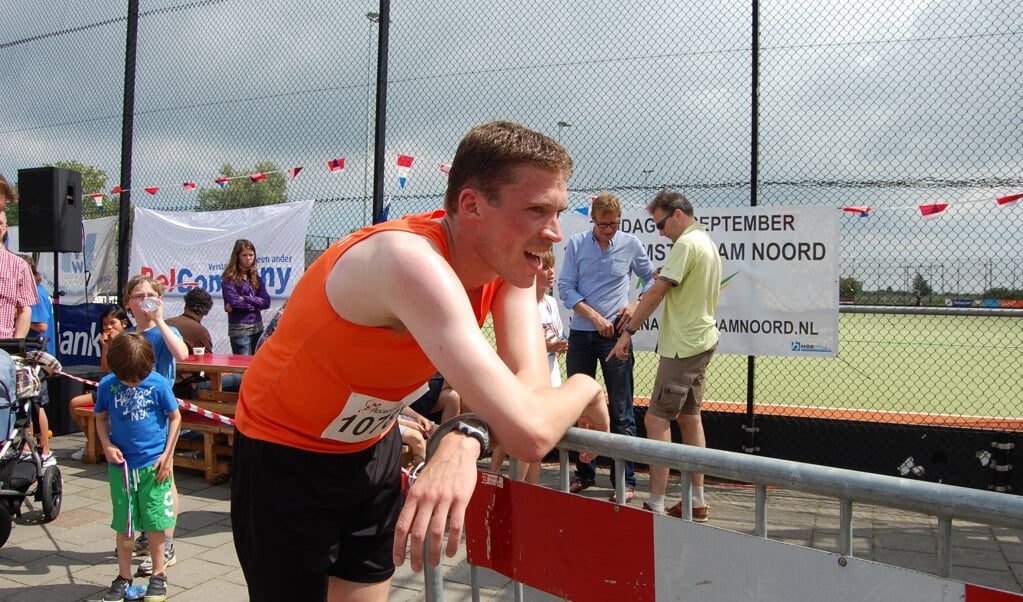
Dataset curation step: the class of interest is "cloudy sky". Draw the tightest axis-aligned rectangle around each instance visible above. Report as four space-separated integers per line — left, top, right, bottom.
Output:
3 0 1021 290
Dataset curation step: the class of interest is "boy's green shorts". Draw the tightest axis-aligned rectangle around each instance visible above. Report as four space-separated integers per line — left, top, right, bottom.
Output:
108 464 176 534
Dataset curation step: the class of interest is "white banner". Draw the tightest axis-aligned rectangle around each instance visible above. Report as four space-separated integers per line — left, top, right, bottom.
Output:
129 201 314 353
8 216 119 305
555 205 839 357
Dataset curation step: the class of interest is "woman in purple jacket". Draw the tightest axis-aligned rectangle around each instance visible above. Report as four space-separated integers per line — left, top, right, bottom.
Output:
221 239 271 355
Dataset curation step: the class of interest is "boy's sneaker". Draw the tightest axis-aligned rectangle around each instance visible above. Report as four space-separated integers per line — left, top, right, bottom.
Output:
71 447 85 461
144 572 167 601
132 535 150 556
102 575 132 601
137 543 176 576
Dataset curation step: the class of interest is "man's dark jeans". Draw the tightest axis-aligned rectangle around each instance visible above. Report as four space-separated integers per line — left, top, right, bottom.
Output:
566 329 637 487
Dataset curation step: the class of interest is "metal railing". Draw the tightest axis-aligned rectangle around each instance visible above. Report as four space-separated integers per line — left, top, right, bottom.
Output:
555 428 1023 577
421 428 1023 600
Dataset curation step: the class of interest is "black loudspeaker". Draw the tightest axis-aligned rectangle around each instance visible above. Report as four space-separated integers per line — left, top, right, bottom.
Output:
17 166 83 252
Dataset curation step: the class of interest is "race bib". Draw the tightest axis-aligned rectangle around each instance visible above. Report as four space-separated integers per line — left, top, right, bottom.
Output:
319 383 429 444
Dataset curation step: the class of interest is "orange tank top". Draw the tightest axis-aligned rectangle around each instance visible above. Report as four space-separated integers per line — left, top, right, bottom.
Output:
235 211 500 453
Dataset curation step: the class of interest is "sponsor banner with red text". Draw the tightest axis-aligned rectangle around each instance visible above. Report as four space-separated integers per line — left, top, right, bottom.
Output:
129 201 313 353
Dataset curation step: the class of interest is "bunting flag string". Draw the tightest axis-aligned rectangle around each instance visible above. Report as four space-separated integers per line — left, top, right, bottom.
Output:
97 159 339 197
841 192 1021 221
68 149 1020 220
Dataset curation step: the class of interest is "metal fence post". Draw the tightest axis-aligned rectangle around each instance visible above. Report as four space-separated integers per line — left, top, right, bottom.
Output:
838 498 853 557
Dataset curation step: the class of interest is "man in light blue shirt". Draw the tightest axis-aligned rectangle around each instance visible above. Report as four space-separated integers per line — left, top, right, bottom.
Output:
558 192 656 500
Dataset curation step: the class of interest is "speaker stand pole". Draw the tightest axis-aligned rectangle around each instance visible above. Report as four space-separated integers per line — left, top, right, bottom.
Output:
51 252 61 364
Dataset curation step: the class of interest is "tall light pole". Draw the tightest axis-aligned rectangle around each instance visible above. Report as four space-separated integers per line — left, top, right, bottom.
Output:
556 120 572 143
363 11 380 227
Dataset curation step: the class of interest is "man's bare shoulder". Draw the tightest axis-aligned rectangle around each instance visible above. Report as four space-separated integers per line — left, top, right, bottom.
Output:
337 228 444 274
326 228 457 326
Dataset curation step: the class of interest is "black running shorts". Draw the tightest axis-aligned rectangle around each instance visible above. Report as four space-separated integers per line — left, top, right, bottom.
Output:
231 426 404 600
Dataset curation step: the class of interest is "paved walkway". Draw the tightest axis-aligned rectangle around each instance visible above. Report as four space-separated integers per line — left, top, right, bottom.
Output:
1 433 1020 600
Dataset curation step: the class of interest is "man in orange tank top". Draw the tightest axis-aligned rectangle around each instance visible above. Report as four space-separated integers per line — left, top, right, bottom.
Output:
230 121 610 601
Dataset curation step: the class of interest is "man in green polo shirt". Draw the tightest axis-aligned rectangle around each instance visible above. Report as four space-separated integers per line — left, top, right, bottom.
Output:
608 189 721 521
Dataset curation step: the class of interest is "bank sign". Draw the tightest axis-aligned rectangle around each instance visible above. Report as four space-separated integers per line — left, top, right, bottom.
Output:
557 205 839 358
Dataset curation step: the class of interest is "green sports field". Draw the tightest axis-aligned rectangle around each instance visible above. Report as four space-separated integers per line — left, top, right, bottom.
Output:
628 312 1023 419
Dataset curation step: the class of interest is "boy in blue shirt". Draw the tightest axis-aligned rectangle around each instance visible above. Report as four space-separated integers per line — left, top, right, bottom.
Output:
123 273 188 573
95 332 181 602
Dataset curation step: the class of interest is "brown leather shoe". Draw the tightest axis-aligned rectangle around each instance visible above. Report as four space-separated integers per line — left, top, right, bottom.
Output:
569 478 595 494
667 502 710 522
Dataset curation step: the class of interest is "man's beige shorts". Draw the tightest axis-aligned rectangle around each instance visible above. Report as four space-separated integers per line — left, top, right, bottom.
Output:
648 344 717 420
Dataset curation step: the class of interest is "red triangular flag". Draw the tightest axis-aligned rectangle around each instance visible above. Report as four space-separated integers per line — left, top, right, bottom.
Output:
111 186 124 194
250 172 266 182
327 158 345 172
144 186 159 195
287 166 304 180
842 206 871 217
214 177 230 188
397 154 415 168
182 181 197 191
918 203 949 219
439 163 450 174
87 193 104 205
996 193 1023 206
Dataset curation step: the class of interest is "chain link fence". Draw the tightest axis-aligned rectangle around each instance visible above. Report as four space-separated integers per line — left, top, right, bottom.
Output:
2 0 1020 490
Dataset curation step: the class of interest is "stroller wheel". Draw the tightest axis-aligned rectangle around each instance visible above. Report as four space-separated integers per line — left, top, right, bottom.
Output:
39 465 62 522
0 503 11 548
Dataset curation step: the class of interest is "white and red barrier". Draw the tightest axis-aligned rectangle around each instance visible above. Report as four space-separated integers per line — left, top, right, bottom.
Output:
464 473 1023 602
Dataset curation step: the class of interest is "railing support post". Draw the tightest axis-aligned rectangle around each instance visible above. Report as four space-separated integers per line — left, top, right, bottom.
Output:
839 498 853 557
755 483 768 538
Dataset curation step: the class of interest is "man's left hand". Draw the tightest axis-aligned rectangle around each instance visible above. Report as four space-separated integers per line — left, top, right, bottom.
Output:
392 431 480 572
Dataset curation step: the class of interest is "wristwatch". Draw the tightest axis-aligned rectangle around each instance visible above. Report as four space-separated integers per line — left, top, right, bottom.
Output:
622 323 639 335
455 420 490 456
425 413 491 460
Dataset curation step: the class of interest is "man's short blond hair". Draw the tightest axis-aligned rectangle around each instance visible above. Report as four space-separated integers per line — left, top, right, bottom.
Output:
591 191 621 219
